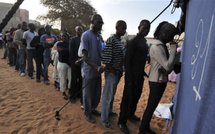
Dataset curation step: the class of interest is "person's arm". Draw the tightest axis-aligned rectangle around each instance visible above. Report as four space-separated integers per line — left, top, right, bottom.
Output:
30 36 39 47
102 37 112 64
69 38 76 66
22 32 27 47
78 33 104 73
150 43 177 72
125 39 136 78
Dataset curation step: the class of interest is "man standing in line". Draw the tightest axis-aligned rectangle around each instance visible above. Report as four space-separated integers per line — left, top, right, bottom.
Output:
78 14 105 123
118 20 151 134
40 25 57 85
23 23 38 79
69 26 83 103
101 20 127 128
14 22 28 76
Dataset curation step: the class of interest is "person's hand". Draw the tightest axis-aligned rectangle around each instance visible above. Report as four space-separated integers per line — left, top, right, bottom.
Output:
169 41 177 45
96 65 105 73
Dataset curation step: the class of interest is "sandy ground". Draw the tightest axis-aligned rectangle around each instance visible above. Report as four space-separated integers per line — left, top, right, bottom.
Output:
0 49 176 134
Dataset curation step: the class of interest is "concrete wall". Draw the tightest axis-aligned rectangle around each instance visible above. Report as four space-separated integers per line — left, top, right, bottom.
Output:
0 2 29 32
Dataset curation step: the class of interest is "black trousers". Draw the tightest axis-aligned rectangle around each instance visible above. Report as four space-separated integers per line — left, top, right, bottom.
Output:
34 50 43 80
118 73 144 124
139 82 167 133
69 65 82 103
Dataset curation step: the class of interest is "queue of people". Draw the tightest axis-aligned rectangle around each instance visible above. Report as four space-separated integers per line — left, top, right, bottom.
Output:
1 14 179 134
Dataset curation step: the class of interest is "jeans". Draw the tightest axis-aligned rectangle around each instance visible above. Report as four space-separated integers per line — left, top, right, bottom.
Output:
101 72 121 123
19 49 26 73
57 61 71 93
43 48 51 81
15 49 19 70
82 76 101 118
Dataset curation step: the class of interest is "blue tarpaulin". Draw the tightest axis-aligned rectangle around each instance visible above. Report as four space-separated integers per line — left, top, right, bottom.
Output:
171 0 215 134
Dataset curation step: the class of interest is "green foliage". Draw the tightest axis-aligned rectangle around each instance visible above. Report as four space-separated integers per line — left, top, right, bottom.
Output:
40 0 97 35
52 28 61 35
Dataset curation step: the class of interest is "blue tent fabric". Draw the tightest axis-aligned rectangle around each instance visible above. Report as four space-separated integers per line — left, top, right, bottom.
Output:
171 0 215 134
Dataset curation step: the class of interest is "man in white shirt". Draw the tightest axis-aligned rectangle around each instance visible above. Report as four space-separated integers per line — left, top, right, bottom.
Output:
23 23 38 79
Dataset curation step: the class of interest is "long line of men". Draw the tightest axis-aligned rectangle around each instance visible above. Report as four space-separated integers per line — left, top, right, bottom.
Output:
1 13 178 134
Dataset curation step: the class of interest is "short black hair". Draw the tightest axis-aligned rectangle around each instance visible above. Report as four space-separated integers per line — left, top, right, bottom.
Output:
154 21 178 42
91 14 103 23
116 20 127 29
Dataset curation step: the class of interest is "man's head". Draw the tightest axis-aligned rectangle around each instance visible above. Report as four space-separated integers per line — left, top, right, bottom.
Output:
28 23 35 32
38 27 45 36
91 14 104 33
75 26 83 37
138 19 150 37
45 25 52 35
17 24 22 29
21 21 28 31
154 21 178 44
116 20 127 37
61 32 70 42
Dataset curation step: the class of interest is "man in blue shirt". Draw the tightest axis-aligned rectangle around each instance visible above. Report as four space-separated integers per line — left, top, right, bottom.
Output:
78 14 105 123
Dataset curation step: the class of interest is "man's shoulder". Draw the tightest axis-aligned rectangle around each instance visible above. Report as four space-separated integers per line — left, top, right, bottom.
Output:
82 30 91 36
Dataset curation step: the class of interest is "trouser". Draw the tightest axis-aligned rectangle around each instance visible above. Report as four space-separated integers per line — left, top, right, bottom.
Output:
101 72 121 123
118 74 144 124
2 44 7 58
19 49 26 73
34 51 43 80
43 49 51 81
26 49 36 77
15 49 19 70
139 82 167 133
57 61 71 93
82 76 101 118
8 47 16 65
69 65 82 102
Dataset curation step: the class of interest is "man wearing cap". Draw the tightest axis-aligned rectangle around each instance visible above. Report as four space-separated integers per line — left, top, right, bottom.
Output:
78 14 105 123
118 19 151 134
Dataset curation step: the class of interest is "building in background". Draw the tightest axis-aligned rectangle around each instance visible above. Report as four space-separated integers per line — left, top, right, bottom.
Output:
0 2 29 31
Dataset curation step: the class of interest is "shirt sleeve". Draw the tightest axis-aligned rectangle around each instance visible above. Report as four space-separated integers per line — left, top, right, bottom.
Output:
23 31 27 40
150 44 177 72
102 37 113 64
78 32 88 57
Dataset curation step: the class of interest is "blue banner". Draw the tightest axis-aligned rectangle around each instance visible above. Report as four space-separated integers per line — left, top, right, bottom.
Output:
171 0 215 134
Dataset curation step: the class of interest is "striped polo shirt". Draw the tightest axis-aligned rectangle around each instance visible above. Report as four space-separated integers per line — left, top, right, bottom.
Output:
102 34 124 74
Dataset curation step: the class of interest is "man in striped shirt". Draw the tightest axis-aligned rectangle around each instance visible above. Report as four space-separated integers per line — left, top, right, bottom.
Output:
101 20 127 128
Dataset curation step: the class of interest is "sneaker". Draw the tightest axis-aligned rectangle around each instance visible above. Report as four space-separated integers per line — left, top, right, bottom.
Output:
44 80 50 85
118 123 130 134
80 105 84 111
128 115 140 122
84 115 96 124
36 79 41 83
29 76 34 79
92 110 101 116
62 92 68 100
109 111 118 117
20 73 25 77
102 121 111 128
